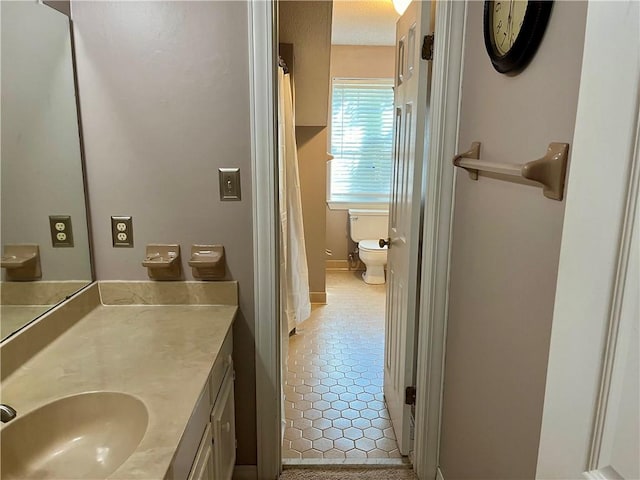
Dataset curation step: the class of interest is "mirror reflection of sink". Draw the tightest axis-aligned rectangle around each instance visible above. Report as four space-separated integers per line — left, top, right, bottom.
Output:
1 392 148 479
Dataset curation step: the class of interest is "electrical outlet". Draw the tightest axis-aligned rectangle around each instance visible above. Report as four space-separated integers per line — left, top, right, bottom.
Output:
49 215 74 247
111 216 133 247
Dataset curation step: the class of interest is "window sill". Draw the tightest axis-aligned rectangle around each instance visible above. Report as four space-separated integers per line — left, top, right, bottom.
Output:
326 200 389 211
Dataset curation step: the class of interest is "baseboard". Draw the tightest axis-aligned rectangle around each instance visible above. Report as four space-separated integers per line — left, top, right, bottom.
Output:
583 467 624 480
437 466 445 480
326 259 350 270
326 259 364 271
233 465 257 480
310 292 327 304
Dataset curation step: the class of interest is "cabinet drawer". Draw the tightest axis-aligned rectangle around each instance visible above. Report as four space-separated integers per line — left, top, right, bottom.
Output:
210 330 233 404
211 368 236 480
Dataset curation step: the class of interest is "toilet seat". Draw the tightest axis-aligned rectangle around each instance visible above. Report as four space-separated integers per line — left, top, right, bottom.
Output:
359 240 387 252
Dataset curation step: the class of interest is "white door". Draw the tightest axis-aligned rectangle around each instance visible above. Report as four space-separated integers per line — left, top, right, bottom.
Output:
384 0 432 456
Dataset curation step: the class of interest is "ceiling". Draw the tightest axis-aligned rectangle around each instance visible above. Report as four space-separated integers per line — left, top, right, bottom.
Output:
331 0 399 46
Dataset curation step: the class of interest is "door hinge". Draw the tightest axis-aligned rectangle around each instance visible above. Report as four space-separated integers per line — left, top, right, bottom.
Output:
422 34 435 61
405 386 417 405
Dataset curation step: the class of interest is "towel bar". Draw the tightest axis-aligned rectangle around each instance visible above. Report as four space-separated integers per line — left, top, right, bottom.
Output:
452 142 569 201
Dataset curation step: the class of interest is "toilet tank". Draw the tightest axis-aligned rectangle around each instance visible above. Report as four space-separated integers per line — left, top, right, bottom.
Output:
348 209 389 242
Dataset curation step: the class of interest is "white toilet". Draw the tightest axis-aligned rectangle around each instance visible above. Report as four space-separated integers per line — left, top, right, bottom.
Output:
348 209 389 285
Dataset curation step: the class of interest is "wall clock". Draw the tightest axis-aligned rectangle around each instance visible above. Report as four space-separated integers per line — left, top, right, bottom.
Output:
483 1 553 74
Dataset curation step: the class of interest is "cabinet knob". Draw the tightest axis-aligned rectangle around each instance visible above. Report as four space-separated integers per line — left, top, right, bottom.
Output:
379 238 390 248
224 421 231 433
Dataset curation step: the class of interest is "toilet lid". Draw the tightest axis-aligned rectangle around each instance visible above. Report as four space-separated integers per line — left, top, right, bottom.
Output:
359 240 387 251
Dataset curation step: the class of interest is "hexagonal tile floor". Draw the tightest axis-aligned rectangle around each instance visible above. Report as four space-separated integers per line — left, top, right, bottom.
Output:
283 271 401 459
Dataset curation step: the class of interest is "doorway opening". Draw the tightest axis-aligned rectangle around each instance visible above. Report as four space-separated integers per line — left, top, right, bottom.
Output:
251 0 464 476
278 0 412 468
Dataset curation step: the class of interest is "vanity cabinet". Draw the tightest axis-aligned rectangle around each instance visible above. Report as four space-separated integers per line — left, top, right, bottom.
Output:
211 369 236 480
187 424 214 480
171 330 235 480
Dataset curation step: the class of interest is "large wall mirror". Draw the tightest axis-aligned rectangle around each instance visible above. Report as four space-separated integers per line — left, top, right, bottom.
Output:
1 1 92 341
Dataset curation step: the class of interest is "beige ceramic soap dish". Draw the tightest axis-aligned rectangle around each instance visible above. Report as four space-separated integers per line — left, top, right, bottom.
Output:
188 245 225 280
142 244 182 280
1 244 41 281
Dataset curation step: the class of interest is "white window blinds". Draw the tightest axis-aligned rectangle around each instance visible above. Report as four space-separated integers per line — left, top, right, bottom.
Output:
329 79 395 204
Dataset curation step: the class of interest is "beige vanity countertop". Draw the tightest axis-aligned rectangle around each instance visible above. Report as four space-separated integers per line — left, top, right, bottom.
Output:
1 303 237 480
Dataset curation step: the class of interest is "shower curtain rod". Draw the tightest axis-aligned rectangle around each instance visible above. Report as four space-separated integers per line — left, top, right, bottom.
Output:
278 56 289 74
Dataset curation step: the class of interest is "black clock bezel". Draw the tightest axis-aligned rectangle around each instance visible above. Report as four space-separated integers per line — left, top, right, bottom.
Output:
483 1 553 75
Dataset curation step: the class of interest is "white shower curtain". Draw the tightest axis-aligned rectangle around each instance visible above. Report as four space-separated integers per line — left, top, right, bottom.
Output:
278 67 311 331
278 66 311 441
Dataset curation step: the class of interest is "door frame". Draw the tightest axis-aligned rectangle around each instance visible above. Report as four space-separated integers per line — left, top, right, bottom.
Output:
248 1 281 479
249 1 466 478
535 2 640 478
412 1 466 478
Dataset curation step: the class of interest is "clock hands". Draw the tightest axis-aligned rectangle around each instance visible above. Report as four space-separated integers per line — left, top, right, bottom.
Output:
498 0 516 51
506 0 513 49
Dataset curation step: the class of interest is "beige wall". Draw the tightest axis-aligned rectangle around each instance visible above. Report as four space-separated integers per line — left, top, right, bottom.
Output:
279 1 332 127
279 1 332 297
296 127 328 298
330 45 396 77
439 2 588 479
1 1 92 282
326 45 395 261
72 1 256 465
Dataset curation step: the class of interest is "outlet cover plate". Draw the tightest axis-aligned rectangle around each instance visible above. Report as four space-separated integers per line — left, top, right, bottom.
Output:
111 216 133 247
49 215 74 247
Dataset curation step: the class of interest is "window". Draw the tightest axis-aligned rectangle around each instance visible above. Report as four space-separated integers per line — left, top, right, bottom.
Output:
328 78 395 208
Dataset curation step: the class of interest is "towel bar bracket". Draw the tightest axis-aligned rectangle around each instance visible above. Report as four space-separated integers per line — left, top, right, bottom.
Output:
452 142 481 180
521 142 569 201
452 141 569 201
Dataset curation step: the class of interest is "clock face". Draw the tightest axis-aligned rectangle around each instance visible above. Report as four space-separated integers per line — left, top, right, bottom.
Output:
483 1 553 74
492 1 529 56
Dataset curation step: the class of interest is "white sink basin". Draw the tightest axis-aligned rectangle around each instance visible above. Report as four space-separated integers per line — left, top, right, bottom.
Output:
1 392 148 479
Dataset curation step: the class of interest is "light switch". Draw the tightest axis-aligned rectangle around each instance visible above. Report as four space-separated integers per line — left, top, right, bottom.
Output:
219 168 241 201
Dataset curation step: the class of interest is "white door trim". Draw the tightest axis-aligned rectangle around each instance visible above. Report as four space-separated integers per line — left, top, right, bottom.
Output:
248 1 280 479
536 2 640 478
412 1 466 479
588 113 639 470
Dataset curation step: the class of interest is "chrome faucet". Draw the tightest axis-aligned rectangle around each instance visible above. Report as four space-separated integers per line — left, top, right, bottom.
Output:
0 404 17 423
